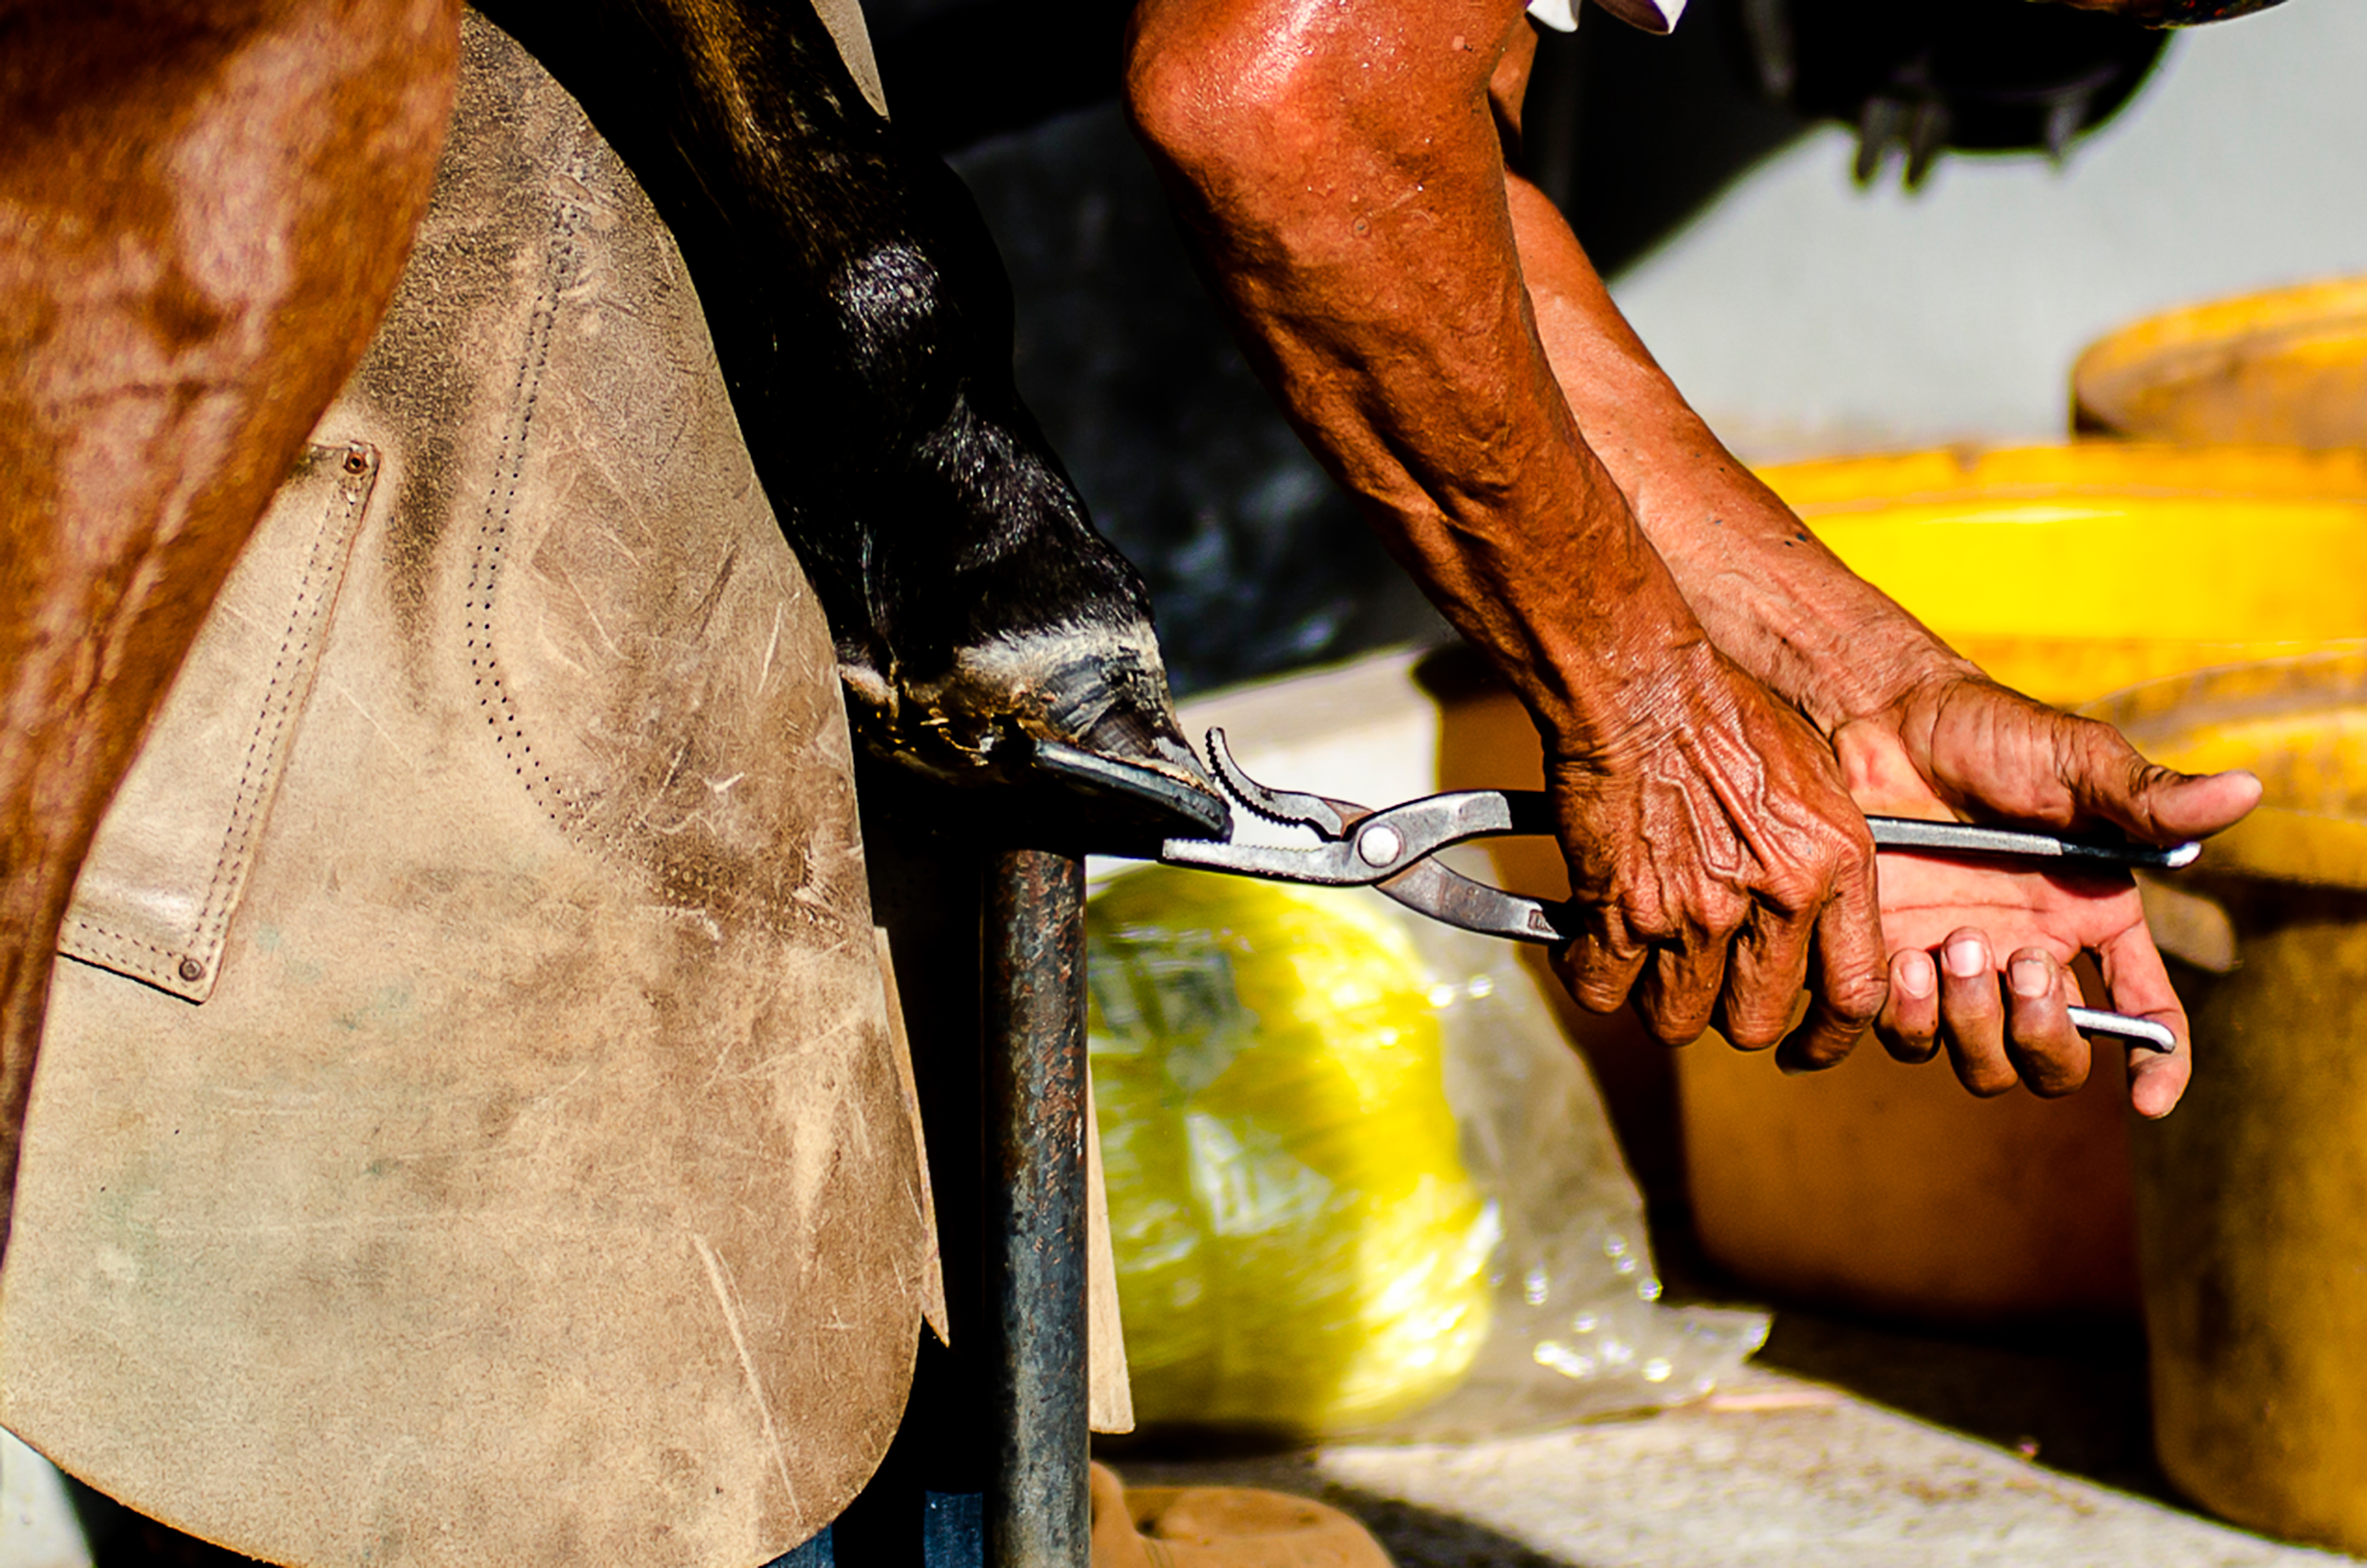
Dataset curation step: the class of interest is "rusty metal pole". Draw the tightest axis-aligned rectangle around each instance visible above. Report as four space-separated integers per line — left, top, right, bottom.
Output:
982 845 1090 1568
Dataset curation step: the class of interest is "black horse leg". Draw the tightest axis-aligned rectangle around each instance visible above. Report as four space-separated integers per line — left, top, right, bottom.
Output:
473 0 1222 840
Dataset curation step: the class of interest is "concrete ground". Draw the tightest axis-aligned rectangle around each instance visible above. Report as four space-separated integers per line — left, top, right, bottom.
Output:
14 1294 2349 1566
1117 1302 2353 1568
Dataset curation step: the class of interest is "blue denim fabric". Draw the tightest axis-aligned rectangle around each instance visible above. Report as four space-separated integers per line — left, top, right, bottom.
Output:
758 1488 983 1568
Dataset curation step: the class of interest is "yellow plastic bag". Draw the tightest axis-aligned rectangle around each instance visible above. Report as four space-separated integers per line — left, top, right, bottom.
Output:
1089 867 1767 1439
1090 870 1495 1434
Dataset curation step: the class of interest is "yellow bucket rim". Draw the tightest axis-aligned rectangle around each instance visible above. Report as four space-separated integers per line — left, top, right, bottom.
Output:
2084 650 2367 891
1759 440 2367 517
2071 276 2367 442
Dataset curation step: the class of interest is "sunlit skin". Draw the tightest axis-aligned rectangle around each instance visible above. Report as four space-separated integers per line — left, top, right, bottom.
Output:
1831 685 2255 1117
1127 0 2260 1115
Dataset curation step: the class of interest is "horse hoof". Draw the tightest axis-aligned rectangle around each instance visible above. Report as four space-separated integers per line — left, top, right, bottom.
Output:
842 624 1227 848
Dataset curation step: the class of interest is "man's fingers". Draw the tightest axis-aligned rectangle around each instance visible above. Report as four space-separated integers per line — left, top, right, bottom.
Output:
1877 948 1940 1063
2002 948 2089 1096
2062 717 2262 844
2095 918 2193 1119
1773 848 1885 1073
1935 928 2016 1096
1551 917 1651 1017
1637 928 1733 1048
1717 904 1816 1051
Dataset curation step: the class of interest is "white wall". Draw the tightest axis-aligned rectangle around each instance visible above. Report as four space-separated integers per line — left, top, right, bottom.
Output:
2 1431 92 1568
1611 3 2367 461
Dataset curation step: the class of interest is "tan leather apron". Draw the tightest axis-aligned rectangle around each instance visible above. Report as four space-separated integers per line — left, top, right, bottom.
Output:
0 15 935 1565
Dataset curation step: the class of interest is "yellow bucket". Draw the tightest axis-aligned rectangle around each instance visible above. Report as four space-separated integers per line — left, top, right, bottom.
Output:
2073 277 2367 450
1765 444 2367 705
1676 445 2367 1323
2089 653 2367 1554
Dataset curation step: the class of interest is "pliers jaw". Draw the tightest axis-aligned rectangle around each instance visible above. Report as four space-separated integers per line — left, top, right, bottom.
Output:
1202 727 1353 839
1160 730 1577 935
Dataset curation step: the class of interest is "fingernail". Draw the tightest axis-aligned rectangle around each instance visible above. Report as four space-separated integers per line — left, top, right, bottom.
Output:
1896 951 1935 998
2010 954 2051 998
1945 936 1986 979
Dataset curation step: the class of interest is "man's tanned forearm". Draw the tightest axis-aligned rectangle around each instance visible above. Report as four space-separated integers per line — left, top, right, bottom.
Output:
1498 172 1978 733
1124 0 1719 757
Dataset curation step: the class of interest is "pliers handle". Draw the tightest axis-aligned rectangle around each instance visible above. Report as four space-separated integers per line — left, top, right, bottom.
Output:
1156 729 2194 1054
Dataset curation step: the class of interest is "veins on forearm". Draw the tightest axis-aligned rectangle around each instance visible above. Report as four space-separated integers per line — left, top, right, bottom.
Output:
1127 0 1711 748
1508 179 1968 729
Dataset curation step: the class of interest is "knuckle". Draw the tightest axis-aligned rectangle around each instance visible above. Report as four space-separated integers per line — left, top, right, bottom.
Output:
1961 1061 2021 1097
1641 977 1719 1048
1621 895 1677 945
1574 981 1630 1015
1834 807 1877 855
1553 949 1634 1016
2026 1067 2088 1099
1722 1016 1785 1052
1788 1034 1857 1072
1646 1010 1714 1049
1757 866 1825 917
1882 1031 1940 1064
1825 971 1890 1025
1811 1037 1861 1067
1693 889 1752 938
1723 984 1795 1038
1811 798 1876 855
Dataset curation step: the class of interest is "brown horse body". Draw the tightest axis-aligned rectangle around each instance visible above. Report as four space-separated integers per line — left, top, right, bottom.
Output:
0 0 464 1258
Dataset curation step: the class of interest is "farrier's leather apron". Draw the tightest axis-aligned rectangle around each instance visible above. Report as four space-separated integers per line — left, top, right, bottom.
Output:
0 15 936 1565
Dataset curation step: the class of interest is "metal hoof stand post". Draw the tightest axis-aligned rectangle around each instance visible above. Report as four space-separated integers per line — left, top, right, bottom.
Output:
984 847 1091 1568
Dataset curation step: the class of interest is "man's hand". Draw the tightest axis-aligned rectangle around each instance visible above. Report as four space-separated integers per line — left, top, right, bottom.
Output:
1492 116 2258 1112
1832 675 2260 1117
1547 642 1887 1060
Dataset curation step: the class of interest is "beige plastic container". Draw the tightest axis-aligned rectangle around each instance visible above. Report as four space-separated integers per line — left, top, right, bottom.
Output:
2074 277 2367 449
2090 653 2367 1554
